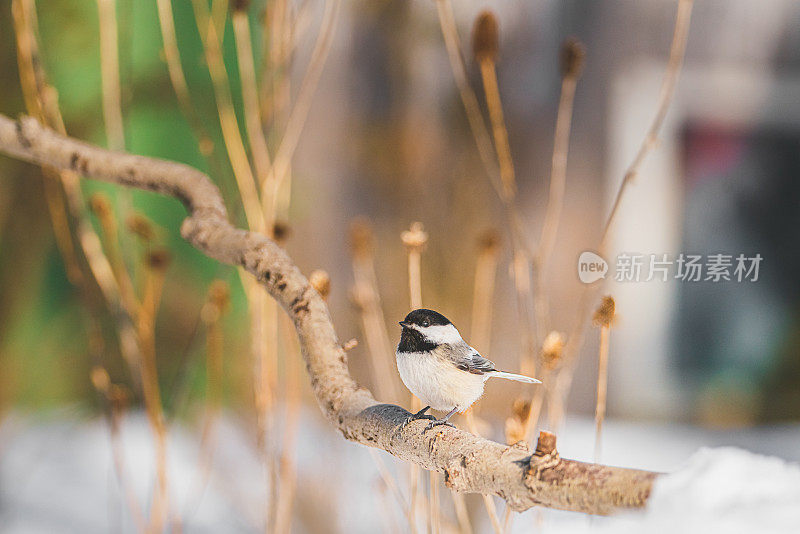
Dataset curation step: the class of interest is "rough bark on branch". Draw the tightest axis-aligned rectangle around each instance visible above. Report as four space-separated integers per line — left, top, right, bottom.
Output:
0 114 658 515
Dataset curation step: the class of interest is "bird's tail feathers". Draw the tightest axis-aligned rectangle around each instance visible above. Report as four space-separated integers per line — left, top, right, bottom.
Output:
487 371 541 384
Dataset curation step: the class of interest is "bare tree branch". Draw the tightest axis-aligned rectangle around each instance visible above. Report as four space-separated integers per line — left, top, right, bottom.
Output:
0 114 659 515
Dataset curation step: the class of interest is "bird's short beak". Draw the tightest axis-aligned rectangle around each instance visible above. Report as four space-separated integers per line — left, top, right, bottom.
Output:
399 321 410 328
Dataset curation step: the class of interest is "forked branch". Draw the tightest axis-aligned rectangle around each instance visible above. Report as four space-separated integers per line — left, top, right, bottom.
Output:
0 114 658 515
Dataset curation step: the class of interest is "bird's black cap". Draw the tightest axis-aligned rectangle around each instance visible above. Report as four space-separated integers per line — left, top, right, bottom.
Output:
399 308 452 328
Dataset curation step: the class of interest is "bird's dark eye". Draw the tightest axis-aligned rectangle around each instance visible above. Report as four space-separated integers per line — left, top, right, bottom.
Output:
422 320 430 327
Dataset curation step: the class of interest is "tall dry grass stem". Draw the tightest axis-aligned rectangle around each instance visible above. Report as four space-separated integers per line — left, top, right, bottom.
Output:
232 5 273 184
516 37 586 460
592 297 615 462
400 222 433 533
91 195 140 317
263 0 292 124
473 11 516 201
12 4 82 284
191 0 265 231
533 38 585 338
96 0 126 151
470 230 500 354
464 231 503 533
349 220 403 402
137 248 171 532
401 222 427 311
11 0 141 374
470 10 538 378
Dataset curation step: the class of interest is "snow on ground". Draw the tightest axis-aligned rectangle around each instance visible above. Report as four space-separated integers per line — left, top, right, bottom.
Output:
531 447 800 534
1 409 798 533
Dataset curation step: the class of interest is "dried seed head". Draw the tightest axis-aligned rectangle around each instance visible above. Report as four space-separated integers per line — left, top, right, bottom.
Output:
109 384 130 411
505 416 525 445
198 136 214 156
472 10 499 63
208 280 230 311
535 430 557 456
349 284 369 311
272 221 291 245
89 193 113 219
593 295 616 328
511 397 531 421
309 269 331 300
90 366 110 394
541 330 566 370
401 222 428 251
230 0 250 13
349 218 373 258
477 228 501 254
560 37 586 79
126 214 156 242
146 249 172 271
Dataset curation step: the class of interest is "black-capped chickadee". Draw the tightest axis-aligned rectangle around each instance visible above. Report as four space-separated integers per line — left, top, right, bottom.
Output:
396 308 541 431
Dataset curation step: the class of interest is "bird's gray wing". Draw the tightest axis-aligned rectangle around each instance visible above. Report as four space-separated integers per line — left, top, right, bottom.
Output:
441 342 497 375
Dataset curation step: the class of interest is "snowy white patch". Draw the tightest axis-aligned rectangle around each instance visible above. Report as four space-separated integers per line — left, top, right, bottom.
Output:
645 447 800 533
534 447 800 534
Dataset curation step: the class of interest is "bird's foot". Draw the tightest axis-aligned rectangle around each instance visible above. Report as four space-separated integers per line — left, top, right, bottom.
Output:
399 406 436 431
423 419 456 433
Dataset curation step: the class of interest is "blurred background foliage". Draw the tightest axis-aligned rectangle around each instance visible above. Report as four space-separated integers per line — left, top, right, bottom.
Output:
0 0 252 412
1 0 799 426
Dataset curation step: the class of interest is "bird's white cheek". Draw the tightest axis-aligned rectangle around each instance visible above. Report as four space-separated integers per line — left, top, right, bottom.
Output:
420 324 462 345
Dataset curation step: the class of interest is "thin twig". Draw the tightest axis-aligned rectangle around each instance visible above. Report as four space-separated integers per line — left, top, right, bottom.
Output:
599 0 694 252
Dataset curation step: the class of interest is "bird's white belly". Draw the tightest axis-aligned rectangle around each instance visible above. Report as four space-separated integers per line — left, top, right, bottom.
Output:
396 352 486 412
